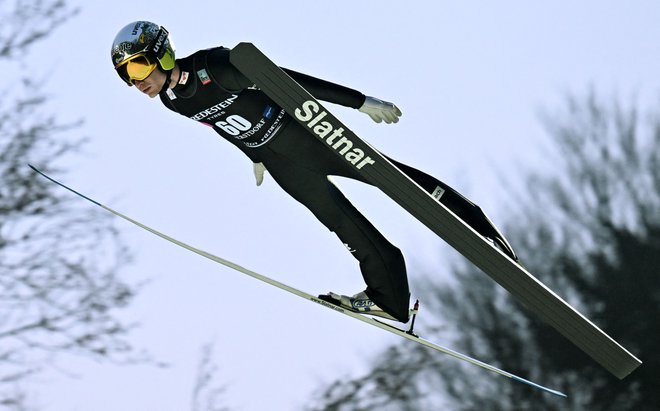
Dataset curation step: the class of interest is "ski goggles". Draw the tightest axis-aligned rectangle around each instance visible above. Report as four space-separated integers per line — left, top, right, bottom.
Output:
115 53 158 85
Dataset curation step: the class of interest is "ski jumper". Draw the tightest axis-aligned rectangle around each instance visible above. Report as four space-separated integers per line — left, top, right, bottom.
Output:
159 47 503 322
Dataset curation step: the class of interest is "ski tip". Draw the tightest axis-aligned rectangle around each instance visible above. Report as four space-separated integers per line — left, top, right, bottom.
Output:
27 163 104 208
510 375 567 398
28 163 50 180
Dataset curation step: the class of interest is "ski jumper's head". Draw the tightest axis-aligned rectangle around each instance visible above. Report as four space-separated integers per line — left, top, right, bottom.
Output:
111 21 176 98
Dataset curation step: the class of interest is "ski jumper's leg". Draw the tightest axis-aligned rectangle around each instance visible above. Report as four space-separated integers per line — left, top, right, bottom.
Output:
261 125 411 322
385 156 518 261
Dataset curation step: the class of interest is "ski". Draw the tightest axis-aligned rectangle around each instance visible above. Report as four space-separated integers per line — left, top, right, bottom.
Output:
229 43 641 379
30 164 566 397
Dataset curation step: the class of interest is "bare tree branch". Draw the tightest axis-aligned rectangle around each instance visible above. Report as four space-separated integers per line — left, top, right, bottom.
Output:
0 0 78 58
191 342 231 411
0 1 141 404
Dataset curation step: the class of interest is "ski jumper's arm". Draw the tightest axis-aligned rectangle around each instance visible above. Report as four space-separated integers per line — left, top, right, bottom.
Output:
207 48 366 108
282 69 400 124
210 46 399 123
281 69 366 109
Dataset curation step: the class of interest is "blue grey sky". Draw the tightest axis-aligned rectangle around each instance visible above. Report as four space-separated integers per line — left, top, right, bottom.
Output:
18 1 660 410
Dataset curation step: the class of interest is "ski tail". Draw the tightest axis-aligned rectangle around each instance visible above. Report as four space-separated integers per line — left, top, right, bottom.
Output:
511 375 566 397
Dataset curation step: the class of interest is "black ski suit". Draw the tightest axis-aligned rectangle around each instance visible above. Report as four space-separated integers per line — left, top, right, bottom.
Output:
159 46 508 322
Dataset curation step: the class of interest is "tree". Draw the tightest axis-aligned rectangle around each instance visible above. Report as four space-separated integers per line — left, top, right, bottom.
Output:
0 0 73 58
1 1 138 408
307 91 658 410
191 342 231 411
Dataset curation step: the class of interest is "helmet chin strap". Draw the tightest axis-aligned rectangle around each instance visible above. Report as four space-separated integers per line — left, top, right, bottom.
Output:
159 68 173 94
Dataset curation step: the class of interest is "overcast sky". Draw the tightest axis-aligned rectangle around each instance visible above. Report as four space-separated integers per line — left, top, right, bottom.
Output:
17 1 660 410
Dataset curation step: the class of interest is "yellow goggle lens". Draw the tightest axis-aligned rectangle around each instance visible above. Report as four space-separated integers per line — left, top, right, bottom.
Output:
126 56 157 80
116 54 157 84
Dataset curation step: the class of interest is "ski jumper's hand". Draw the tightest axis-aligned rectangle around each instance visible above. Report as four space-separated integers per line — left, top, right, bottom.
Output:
253 162 266 186
358 96 402 124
